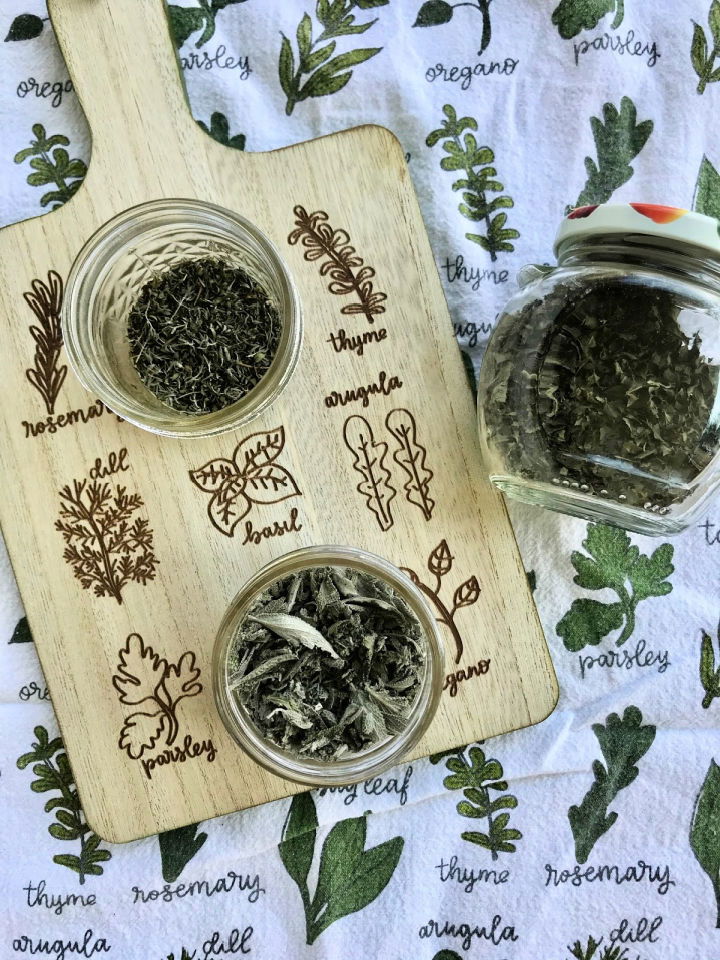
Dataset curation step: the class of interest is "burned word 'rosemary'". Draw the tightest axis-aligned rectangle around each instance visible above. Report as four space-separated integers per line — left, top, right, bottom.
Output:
127 258 282 415
228 566 426 761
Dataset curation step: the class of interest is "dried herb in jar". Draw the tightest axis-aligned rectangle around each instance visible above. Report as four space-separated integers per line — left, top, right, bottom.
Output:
228 566 426 761
127 257 282 414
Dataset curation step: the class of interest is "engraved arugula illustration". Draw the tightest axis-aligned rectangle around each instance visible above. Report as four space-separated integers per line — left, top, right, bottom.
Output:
385 408 435 521
690 759 720 927
570 97 653 210
288 206 387 323
551 0 624 39
17 726 112 884
569 706 655 864
159 822 208 882
692 1 720 95
427 105 519 262
431 744 521 858
23 270 67 415
197 111 246 150
401 539 480 664
279 0 388 116
168 0 249 49
343 415 397 531
113 633 203 760
556 523 674 652
14 123 87 210
278 792 404 944
413 0 493 55
189 426 301 537
694 154 720 218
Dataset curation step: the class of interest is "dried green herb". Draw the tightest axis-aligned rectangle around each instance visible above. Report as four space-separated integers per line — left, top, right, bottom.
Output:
127 257 281 415
229 565 426 760
483 274 720 510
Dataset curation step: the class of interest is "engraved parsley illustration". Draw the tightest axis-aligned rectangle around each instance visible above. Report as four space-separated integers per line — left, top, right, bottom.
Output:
14 123 87 210
288 205 387 323
401 539 480 664
427 105 519 262
279 792 404 944
113 633 203 760
690 758 720 927
189 425 301 537
551 0 625 40
431 744 521 859
385 408 435 521
343 415 396 531
55 476 158 604
159 822 208 882
413 0 493 55
692 2 720 95
17 725 112 884
23 269 67 414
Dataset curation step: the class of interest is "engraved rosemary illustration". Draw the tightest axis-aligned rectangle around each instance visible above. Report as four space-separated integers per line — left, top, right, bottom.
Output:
401 539 480 664
385 408 435 521
189 425 301 537
342 415 396 531
23 269 66 414
55 451 158 604
113 633 203 760
288 205 387 323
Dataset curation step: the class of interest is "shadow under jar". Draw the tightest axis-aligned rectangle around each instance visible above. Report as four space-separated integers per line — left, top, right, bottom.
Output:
62 198 301 438
478 203 720 535
213 546 445 786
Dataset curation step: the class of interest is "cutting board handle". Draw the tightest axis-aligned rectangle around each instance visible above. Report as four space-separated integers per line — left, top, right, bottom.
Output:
47 0 206 183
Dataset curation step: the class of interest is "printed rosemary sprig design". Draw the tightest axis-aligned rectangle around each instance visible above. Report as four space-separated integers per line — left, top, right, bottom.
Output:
17 725 112 884
413 0 493 55
427 105 519 262
23 270 66 414
556 523 674 652
56 476 158 603
113 633 203 760
343 415 396 531
385 408 435 521
431 744 521 859
692 2 720 95
159 822 208 882
288 206 387 323
14 123 87 210
551 0 625 40
197 111 246 150
189 426 301 537
401 539 480 664
279 1 388 116
569 706 655 863
690 759 720 927
279 792 404 944
700 623 720 708
168 0 248 49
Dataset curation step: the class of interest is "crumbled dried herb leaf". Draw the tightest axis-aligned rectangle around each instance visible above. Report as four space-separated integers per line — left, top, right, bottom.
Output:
127 257 282 414
483 275 720 510
229 566 426 761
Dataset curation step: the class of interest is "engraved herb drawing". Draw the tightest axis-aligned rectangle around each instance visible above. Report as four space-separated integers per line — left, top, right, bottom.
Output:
385 407 435 520
342 415 397 531
23 269 67 414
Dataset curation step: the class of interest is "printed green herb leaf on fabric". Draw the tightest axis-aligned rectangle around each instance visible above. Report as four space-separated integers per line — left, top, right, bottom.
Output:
566 937 628 960
197 111 246 150
167 0 249 49
691 2 720 95
159 822 208 882
10 616 33 643
5 13 45 41
278 793 403 944
556 523 674 652
690 759 720 927
694 155 720 218
14 124 87 210
568 706 655 864
413 0 493 55
700 624 720 709
551 0 624 40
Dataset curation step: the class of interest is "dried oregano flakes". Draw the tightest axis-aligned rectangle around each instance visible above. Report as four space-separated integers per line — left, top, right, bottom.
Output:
228 565 427 761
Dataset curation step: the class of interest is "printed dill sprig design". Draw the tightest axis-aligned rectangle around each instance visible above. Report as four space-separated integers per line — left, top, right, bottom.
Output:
23 270 66 414
14 123 87 210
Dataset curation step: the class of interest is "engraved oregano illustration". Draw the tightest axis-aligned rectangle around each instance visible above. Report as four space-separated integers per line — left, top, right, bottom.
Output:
23 270 67 414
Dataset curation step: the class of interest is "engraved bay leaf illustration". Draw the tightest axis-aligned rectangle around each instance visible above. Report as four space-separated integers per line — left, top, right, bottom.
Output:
342 415 396 531
385 407 435 520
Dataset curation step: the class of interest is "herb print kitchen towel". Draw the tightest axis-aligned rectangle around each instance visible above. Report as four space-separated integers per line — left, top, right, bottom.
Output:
1 0 719 956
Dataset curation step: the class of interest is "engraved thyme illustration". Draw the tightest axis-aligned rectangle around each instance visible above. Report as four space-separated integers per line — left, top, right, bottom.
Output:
23 269 66 414
385 408 435 520
288 205 387 323
401 539 480 663
342 415 396 531
55 478 158 604
113 633 203 760
189 425 301 537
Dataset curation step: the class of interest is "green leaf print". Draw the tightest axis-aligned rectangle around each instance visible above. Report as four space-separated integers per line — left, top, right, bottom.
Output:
690 759 720 927
700 624 720 709
566 938 628 960
431 744 521 859
551 0 624 40
556 523 674 652
427 105 519 262
14 124 87 210
691 2 720 95
197 112 246 150
167 0 249 49
279 1 388 116
5 13 45 41
278 793 403 944
413 0 493 55
10 616 33 643
165 951 194 960
570 97 653 211
432 953 464 960
694 155 720 218
568 706 655 864
159 822 208 882
17 726 112 883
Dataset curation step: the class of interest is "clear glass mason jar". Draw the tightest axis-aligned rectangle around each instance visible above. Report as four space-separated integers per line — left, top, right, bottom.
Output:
63 198 302 438
213 545 445 786
478 203 720 535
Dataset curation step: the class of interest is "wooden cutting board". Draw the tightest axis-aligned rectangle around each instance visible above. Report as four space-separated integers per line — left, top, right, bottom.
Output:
0 0 557 843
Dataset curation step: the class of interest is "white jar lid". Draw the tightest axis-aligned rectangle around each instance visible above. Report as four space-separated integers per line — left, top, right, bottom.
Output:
554 202 720 257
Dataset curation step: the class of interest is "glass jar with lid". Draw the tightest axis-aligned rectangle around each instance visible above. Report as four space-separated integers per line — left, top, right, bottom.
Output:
477 203 720 535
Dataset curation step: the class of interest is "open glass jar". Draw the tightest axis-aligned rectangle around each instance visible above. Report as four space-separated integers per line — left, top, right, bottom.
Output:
62 198 301 438
478 203 720 535
213 545 444 786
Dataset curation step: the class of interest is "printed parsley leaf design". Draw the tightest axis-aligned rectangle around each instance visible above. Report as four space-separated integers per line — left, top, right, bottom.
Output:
168 0 249 49
197 111 246 150
551 0 624 40
413 0 493 56
556 523 673 652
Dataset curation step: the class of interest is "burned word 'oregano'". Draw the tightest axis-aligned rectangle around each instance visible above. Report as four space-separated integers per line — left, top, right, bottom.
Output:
229 566 426 760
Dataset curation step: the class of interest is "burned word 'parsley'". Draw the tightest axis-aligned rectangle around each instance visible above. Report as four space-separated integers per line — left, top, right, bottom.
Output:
228 566 426 761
